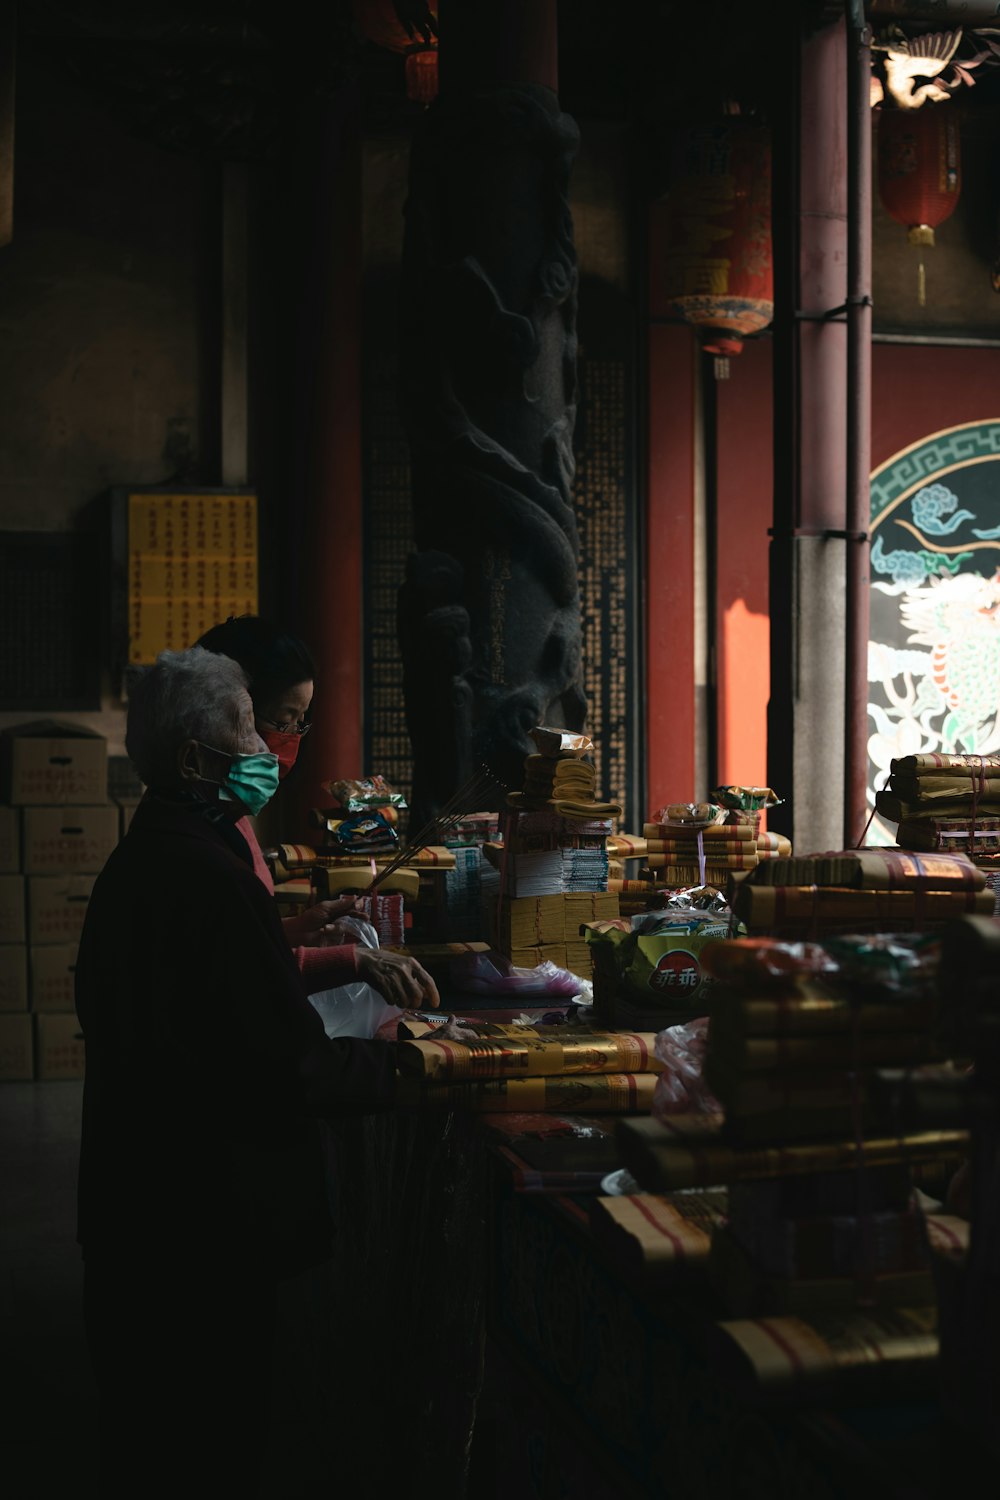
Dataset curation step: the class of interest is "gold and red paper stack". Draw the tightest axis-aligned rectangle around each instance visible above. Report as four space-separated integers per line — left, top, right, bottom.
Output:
395 1020 662 1115
878 751 1000 917
613 929 970 1402
730 846 993 938
643 814 760 889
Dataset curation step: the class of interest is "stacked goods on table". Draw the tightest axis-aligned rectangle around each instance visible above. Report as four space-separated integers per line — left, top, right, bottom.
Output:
644 811 760 888
316 775 506 942
589 1185 728 1286
482 811 613 899
289 774 474 943
615 930 970 1402
611 788 787 908
0 723 118 1081
877 752 1000 915
700 933 947 1151
731 846 993 937
482 727 621 975
583 892 734 1031
478 1112 626 1194
505 726 622 821
484 882 619 975
395 1020 663 1114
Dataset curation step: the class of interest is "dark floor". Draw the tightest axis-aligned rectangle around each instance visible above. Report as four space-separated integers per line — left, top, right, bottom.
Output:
1 1083 97 1493
0 1082 357 1497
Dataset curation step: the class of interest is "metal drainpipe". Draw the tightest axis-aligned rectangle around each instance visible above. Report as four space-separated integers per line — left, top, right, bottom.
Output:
844 0 873 847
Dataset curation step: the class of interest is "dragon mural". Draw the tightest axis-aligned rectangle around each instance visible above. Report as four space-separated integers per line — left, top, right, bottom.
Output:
867 423 1000 842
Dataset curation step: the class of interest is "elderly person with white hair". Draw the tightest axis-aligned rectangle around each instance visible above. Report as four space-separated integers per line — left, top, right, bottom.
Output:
74 647 434 1497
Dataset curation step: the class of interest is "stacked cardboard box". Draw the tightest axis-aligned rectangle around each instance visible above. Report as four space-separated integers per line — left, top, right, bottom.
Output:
0 722 115 1081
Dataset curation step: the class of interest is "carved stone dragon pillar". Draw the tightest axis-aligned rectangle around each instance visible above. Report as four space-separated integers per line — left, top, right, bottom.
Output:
397 78 585 822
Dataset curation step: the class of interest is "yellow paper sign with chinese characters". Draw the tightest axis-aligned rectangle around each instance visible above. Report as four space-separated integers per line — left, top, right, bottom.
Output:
128 493 258 664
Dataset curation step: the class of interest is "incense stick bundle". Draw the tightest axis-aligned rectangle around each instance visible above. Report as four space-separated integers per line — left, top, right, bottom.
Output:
370 764 506 891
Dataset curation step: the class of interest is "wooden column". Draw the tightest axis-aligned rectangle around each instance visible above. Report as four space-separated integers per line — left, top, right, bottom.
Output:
276 93 364 830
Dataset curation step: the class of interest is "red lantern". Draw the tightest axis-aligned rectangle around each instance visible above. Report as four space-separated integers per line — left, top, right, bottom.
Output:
354 2 440 105
659 123 773 374
878 106 961 304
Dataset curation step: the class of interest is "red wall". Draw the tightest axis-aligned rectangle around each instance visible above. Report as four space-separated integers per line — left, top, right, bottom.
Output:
644 337 1000 829
715 340 773 792
645 324 698 818
871 346 1000 469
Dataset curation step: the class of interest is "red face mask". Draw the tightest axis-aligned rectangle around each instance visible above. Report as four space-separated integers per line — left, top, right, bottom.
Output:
260 727 301 779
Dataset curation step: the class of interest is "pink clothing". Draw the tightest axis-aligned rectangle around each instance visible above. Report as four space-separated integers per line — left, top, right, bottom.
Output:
236 816 359 994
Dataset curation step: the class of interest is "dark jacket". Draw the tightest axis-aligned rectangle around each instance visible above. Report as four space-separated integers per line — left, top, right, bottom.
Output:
75 794 396 1276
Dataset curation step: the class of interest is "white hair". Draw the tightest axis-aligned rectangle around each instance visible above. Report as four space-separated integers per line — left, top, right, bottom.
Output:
126 647 250 789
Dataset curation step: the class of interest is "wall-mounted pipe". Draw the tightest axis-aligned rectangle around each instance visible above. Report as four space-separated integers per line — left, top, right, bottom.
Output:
868 1 1000 20
844 0 873 847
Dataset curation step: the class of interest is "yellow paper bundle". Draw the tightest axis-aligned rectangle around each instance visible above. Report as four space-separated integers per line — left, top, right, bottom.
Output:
398 1028 663 1082
615 1114 968 1192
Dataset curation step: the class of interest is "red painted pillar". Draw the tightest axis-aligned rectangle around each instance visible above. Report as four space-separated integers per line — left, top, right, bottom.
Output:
645 324 697 817
281 94 364 832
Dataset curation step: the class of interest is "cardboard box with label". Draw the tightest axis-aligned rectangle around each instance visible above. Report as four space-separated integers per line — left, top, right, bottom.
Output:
22 807 118 876
0 1013 34 1081
0 875 26 944
28 875 96 945
0 946 28 1011
1 721 108 806
30 944 78 1012
34 1012 85 1080
0 806 20 873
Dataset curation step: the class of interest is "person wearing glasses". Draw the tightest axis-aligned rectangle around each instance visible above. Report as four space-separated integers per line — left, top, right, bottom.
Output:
77 645 415 1496
196 615 437 1012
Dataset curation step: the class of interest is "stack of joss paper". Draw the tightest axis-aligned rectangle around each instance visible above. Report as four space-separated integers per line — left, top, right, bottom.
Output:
696 933 965 1317
699 933 945 1148
877 752 1000 915
732 846 992 936
395 1022 663 1115
506 726 623 821
589 1186 727 1287
486 809 612 898
486 885 619 972
616 930 970 1342
642 811 760 889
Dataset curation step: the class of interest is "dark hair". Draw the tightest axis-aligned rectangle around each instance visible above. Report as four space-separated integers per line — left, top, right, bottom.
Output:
195 616 316 710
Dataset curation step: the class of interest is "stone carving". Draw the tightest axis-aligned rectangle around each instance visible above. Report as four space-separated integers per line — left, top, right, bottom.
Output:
398 82 586 822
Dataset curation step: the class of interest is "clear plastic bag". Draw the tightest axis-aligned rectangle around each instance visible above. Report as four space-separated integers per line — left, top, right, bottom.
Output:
449 950 588 998
652 1018 721 1119
307 915 403 1040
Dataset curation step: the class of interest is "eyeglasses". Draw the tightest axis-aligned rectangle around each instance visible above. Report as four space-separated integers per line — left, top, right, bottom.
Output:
258 716 312 737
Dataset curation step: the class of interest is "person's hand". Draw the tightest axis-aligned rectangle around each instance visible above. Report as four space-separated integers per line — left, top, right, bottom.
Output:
283 897 358 947
355 948 440 1009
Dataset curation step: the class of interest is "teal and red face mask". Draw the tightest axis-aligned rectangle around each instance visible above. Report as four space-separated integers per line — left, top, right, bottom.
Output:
197 745 280 816
259 727 301 779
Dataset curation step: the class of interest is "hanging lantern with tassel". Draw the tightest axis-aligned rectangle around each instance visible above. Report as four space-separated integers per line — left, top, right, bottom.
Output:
878 105 961 307
354 1 440 105
659 121 773 380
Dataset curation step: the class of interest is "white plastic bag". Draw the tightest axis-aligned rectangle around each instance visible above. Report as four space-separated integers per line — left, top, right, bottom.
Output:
307 916 403 1040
